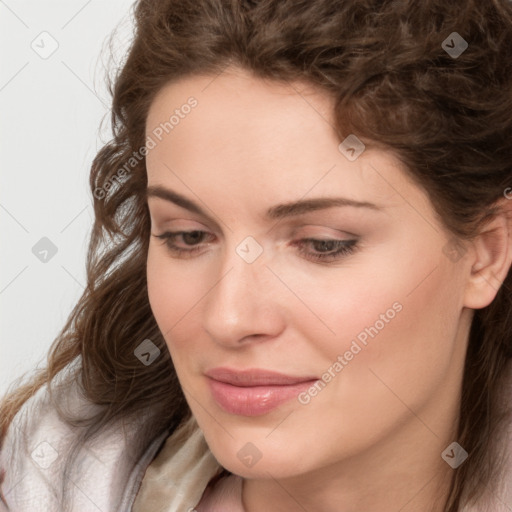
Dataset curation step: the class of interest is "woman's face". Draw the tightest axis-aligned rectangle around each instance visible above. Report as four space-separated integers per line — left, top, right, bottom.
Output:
145 67 473 479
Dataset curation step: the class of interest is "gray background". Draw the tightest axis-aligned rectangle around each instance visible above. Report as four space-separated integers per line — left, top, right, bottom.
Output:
1 0 135 395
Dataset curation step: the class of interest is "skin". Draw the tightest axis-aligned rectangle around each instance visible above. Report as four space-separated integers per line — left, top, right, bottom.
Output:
145 66 512 512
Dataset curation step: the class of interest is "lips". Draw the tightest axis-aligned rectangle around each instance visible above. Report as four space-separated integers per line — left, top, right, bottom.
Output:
205 367 318 416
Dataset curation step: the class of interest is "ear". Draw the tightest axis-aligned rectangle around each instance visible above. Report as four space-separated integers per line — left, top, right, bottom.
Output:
463 197 512 309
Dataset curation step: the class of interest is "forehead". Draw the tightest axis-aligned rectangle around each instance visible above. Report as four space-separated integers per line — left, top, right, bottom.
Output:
145 67 336 159
147 66 332 124
144 68 430 219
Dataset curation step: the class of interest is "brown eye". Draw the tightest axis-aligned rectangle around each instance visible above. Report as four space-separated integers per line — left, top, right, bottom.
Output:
293 238 358 263
153 230 216 256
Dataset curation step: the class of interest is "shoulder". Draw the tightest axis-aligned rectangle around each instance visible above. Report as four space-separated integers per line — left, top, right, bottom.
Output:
0 357 168 512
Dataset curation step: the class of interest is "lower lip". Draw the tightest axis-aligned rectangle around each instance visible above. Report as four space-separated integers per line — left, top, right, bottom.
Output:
207 378 317 416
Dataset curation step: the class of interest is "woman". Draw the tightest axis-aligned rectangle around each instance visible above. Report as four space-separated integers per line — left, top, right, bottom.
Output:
1 0 512 511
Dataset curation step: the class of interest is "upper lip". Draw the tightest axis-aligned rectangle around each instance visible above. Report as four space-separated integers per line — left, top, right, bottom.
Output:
205 367 318 387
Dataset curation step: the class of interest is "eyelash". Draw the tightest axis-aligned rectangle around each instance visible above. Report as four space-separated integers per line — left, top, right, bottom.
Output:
153 231 358 263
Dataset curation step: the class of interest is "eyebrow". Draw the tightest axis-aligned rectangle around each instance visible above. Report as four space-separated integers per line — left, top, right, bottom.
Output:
146 185 381 220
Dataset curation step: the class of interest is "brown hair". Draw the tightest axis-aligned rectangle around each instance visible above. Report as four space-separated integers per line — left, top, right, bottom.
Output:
2 1 512 510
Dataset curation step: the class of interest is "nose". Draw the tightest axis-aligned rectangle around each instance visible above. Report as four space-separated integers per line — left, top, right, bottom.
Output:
202 244 286 348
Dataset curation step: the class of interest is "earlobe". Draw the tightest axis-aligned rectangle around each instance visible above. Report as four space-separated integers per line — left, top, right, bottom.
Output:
463 199 512 310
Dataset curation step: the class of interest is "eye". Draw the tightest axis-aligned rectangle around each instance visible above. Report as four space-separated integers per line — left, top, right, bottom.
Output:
292 237 358 263
152 231 359 263
153 230 215 257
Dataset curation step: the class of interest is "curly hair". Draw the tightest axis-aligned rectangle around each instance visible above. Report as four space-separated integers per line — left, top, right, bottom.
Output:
1 1 512 510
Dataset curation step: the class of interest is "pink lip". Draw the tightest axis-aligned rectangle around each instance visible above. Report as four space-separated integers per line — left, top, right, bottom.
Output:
205 368 318 416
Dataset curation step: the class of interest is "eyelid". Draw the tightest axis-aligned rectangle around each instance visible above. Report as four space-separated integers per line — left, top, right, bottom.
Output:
152 220 358 240
147 201 226 235
154 227 360 264
289 224 358 239
151 218 214 233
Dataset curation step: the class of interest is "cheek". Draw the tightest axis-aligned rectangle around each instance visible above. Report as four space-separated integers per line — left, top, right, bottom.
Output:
146 248 207 348
291 234 462 386
319 253 464 417
280 256 465 461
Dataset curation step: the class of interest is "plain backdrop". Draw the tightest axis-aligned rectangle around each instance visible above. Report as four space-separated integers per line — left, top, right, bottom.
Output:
0 0 136 395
